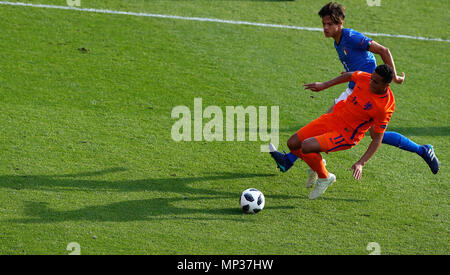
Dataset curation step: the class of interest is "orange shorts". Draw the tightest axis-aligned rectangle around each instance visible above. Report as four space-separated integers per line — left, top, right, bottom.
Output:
297 114 356 153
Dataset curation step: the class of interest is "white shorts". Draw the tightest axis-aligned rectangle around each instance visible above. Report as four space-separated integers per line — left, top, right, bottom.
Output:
334 88 354 104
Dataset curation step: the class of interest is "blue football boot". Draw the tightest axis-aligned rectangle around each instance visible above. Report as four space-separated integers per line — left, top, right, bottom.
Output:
268 144 293 173
421 144 439 174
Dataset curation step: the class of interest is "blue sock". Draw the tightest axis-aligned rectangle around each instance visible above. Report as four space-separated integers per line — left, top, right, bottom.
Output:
382 131 424 156
287 152 299 163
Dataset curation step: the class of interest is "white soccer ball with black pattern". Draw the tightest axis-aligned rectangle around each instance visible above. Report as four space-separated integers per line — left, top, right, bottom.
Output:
240 188 265 214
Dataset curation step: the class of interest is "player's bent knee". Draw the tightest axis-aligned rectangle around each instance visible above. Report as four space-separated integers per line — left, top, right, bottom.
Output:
301 138 321 154
287 133 302 151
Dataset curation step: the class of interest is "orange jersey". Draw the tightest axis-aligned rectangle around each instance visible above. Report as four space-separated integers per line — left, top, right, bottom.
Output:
330 71 395 143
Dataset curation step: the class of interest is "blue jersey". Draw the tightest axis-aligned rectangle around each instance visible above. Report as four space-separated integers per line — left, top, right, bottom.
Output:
334 28 377 89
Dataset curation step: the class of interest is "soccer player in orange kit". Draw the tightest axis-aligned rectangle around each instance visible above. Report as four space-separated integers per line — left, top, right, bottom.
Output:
269 64 395 199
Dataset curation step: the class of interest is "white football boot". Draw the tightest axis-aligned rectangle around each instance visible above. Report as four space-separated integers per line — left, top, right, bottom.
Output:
305 159 327 188
309 172 336 200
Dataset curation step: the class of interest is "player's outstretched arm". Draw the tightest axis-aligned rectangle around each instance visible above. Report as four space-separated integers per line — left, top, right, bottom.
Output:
351 130 384 181
304 71 353 92
369 41 406 84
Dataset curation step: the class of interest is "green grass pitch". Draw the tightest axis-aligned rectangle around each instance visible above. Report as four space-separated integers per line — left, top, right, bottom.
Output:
0 0 448 254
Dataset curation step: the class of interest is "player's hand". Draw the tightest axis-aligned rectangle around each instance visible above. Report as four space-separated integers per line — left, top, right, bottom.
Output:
393 72 406 84
304 82 326 92
350 162 364 181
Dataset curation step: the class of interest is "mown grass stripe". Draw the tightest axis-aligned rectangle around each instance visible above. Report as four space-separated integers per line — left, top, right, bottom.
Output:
1 1 449 43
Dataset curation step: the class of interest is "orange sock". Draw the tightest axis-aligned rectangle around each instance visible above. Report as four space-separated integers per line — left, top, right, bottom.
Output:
291 149 328 179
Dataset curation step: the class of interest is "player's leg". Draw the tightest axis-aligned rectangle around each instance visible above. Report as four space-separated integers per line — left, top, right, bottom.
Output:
296 133 340 199
301 129 358 198
287 133 329 180
382 131 439 174
289 123 341 196
287 137 327 188
268 115 329 173
279 118 330 169
268 134 308 173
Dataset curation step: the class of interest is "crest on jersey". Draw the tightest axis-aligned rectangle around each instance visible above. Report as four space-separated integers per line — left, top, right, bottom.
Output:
363 102 373 110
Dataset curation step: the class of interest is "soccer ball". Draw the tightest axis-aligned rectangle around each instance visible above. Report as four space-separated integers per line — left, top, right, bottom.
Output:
240 188 265 214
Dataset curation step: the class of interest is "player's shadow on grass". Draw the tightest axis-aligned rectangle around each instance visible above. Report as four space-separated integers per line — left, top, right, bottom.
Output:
8 195 364 224
2 169 365 223
10 198 295 224
0 169 280 197
1 169 300 223
1 169 369 203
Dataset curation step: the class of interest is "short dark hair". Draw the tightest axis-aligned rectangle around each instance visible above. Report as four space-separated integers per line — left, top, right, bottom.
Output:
375 64 394 83
318 2 346 24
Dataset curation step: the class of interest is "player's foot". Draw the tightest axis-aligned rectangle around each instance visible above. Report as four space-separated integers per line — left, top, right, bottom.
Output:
309 173 336 200
305 159 327 188
421 144 439 174
305 169 318 188
268 144 293 173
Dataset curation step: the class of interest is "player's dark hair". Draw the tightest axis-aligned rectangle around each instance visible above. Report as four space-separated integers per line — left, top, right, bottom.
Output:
318 2 346 24
375 64 394 83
